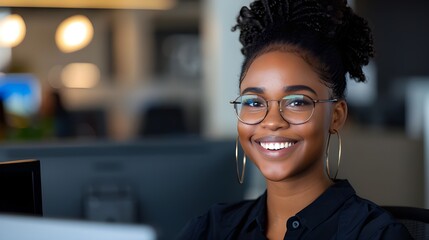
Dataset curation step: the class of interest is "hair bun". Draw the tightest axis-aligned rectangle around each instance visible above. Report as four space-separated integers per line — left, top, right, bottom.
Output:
336 6 374 82
232 0 374 83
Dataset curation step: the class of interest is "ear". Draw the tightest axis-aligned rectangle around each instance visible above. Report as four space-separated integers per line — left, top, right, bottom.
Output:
330 100 347 133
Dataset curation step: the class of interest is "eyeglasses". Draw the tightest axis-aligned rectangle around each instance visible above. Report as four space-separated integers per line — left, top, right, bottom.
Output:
230 94 338 125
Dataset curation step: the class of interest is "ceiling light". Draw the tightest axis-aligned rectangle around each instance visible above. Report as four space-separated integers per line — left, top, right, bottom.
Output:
0 14 26 47
0 0 176 10
61 63 100 89
56 15 94 53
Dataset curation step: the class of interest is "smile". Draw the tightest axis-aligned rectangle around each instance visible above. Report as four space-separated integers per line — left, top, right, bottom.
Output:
259 142 295 151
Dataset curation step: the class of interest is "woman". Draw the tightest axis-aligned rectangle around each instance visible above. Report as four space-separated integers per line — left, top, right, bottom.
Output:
178 0 412 239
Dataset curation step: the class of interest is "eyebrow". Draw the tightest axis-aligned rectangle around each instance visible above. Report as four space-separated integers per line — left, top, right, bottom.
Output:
241 87 264 95
241 85 317 95
284 85 317 95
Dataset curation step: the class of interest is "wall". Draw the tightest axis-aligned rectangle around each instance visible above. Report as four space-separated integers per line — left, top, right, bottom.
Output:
201 0 250 138
340 123 424 207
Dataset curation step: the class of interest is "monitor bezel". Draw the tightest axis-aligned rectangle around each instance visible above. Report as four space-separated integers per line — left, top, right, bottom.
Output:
0 159 43 216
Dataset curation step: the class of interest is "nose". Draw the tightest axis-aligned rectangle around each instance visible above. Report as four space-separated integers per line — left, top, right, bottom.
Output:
260 101 290 130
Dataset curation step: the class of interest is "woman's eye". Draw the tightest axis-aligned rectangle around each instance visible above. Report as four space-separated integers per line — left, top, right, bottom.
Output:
284 96 312 109
245 101 262 107
289 100 307 107
243 98 265 107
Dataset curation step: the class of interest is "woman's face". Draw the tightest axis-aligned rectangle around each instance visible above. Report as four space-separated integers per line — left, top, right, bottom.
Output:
238 50 345 182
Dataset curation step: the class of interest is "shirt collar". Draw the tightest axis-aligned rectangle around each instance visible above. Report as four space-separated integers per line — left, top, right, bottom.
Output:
243 179 356 232
243 191 268 233
296 179 356 230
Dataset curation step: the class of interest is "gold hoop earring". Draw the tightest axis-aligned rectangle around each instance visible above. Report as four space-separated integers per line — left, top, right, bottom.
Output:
235 137 246 184
325 130 342 180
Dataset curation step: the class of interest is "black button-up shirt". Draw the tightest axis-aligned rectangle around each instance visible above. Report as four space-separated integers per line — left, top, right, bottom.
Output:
177 180 412 239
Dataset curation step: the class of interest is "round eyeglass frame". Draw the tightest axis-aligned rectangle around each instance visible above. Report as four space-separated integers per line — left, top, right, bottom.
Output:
229 94 338 125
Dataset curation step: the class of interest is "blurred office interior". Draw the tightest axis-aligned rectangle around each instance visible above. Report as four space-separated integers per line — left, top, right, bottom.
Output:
0 0 428 238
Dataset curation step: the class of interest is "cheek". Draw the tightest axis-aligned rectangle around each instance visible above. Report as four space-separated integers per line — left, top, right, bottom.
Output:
237 122 252 141
237 122 254 153
309 103 333 132
306 124 327 148
301 110 332 156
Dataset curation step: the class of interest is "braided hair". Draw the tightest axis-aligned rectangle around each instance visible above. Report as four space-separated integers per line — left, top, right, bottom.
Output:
232 0 374 99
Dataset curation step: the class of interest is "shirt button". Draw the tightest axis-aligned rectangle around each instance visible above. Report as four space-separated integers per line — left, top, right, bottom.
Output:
292 220 300 229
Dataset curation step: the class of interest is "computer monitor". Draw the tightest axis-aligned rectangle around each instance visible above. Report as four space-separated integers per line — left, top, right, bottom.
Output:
0 159 43 216
0 214 156 240
0 138 246 240
0 74 41 117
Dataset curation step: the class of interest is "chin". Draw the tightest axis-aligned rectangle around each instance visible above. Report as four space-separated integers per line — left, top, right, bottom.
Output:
259 165 295 182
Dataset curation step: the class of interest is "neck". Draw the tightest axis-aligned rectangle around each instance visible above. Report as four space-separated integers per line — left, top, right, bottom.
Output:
266 172 333 220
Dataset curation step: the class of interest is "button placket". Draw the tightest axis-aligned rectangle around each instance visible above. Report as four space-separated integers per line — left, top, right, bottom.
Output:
287 216 302 231
292 220 300 229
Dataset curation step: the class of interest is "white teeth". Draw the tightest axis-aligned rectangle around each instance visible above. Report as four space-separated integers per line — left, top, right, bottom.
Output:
260 142 295 150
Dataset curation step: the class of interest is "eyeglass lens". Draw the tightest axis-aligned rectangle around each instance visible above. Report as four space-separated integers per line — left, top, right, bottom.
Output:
234 94 315 124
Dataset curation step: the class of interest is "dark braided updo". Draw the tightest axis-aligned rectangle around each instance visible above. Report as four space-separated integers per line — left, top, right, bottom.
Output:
232 0 374 99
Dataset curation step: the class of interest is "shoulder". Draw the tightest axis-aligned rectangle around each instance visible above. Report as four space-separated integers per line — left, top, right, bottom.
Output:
176 198 261 240
340 195 412 240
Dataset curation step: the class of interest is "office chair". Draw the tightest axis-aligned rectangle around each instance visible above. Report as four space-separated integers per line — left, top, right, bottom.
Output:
382 206 429 240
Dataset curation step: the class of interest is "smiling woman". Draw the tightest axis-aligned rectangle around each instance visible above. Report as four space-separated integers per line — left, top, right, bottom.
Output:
178 0 413 239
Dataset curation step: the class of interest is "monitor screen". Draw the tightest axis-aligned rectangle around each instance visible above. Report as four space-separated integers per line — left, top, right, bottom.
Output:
0 74 41 117
0 159 43 216
0 214 156 240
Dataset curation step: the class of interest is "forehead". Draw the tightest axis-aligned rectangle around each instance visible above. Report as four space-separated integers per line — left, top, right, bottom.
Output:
240 51 329 95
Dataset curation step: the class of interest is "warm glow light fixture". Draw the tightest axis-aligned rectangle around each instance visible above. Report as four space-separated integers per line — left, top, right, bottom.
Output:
0 0 176 10
61 63 100 89
56 15 94 53
0 14 26 47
